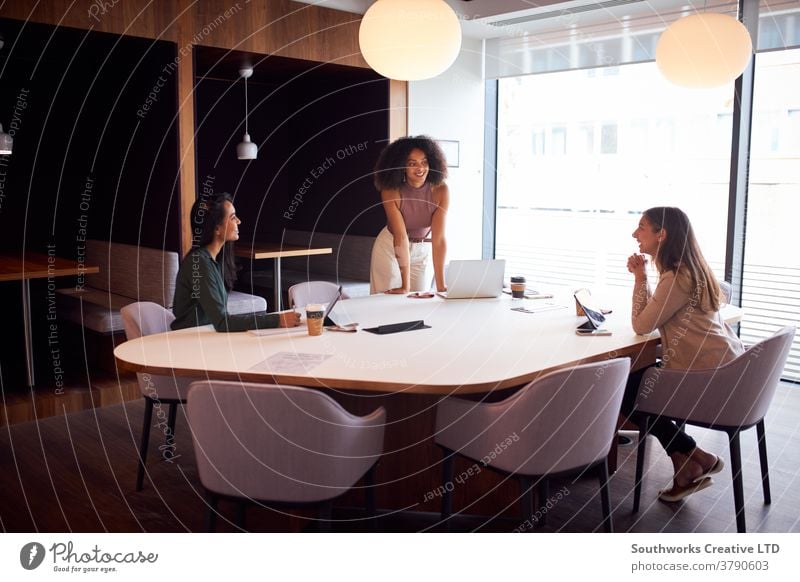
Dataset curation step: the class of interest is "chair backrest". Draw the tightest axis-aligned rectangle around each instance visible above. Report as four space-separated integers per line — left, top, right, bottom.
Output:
120 302 188 401
120 301 175 340
436 358 630 476
287 281 341 310
720 280 732 304
186 381 386 503
640 326 796 427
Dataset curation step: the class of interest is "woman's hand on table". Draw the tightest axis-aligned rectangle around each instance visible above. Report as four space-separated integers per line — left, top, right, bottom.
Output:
278 311 302 327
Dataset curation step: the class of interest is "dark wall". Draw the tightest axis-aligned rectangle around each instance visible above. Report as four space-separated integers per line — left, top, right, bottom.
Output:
285 75 388 236
194 58 388 242
0 18 181 256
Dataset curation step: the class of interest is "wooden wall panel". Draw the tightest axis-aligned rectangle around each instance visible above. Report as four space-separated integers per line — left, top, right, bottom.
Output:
389 79 409 140
0 0 179 40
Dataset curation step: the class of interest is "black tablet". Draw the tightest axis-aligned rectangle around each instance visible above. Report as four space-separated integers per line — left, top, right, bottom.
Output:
322 285 343 327
574 289 607 331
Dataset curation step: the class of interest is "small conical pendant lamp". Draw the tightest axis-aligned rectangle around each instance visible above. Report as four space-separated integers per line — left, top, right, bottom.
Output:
236 67 257 160
0 124 12 155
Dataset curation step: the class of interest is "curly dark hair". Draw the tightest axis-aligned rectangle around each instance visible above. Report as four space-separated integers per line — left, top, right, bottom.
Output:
373 135 448 191
189 192 239 291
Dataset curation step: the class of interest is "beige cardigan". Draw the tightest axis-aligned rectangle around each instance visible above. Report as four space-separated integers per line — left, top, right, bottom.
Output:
631 270 744 370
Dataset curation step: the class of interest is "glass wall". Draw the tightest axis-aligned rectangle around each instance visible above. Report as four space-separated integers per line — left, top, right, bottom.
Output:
742 48 800 381
496 62 732 291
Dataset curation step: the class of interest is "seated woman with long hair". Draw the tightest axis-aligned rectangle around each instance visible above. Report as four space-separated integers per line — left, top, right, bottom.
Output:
171 193 301 332
624 206 744 502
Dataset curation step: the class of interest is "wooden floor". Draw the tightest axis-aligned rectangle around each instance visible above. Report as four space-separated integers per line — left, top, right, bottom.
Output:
1 380 799 533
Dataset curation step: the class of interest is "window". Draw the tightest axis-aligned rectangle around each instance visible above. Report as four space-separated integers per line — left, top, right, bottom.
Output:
600 124 618 154
741 48 800 381
496 63 731 291
550 126 567 155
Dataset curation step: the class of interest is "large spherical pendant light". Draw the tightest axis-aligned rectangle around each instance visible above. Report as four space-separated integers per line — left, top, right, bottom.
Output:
359 0 462 81
656 13 753 89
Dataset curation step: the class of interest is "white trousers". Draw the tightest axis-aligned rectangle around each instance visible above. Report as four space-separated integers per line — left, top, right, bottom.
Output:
370 226 433 294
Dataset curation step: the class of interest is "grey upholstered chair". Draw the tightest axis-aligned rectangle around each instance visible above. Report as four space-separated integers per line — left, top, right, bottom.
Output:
120 301 195 491
632 326 796 533
287 281 343 310
186 380 386 532
719 280 733 304
434 358 630 532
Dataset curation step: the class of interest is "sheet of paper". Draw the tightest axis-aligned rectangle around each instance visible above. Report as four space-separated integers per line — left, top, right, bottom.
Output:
510 303 567 314
247 327 307 337
249 351 331 374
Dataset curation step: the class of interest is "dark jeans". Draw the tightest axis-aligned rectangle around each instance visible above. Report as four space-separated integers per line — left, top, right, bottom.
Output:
622 365 696 456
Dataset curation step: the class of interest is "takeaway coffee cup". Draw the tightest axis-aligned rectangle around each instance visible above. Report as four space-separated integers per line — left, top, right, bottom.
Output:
306 304 324 336
510 276 526 299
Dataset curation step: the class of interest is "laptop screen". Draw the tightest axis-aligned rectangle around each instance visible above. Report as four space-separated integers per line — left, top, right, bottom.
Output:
442 259 505 299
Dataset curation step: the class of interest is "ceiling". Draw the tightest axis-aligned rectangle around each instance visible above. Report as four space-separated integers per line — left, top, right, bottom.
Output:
290 0 714 40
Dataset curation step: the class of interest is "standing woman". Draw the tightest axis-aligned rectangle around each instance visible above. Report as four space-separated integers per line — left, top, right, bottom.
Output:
624 206 744 502
370 136 449 294
171 193 300 332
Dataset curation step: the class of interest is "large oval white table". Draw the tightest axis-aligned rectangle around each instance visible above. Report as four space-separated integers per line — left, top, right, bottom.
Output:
115 291 667 395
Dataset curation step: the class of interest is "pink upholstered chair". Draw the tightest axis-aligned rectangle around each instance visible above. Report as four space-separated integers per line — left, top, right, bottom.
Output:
434 358 630 532
287 281 344 310
632 326 796 532
186 380 386 531
120 302 195 491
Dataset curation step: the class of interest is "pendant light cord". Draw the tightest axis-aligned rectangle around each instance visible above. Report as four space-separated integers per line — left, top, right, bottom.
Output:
244 75 249 135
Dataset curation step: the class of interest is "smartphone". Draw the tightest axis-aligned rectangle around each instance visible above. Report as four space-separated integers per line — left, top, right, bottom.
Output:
576 328 612 336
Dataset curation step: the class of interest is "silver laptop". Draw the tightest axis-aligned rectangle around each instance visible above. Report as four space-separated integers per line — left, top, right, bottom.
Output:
438 259 506 299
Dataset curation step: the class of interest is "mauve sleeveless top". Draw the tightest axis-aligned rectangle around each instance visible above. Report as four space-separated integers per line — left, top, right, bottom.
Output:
387 181 436 239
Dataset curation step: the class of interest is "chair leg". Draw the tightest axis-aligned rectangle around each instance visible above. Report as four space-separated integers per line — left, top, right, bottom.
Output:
728 430 747 533
756 420 771 505
537 478 550 527
632 415 650 513
318 500 333 532
136 397 154 491
364 464 377 531
167 402 178 447
597 460 613 533
206 492 218 532
519 476 535 529
235 501 247 531
440 451 455 525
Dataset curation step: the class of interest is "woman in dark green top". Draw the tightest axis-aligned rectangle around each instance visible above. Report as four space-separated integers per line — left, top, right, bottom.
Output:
171 193 301 332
